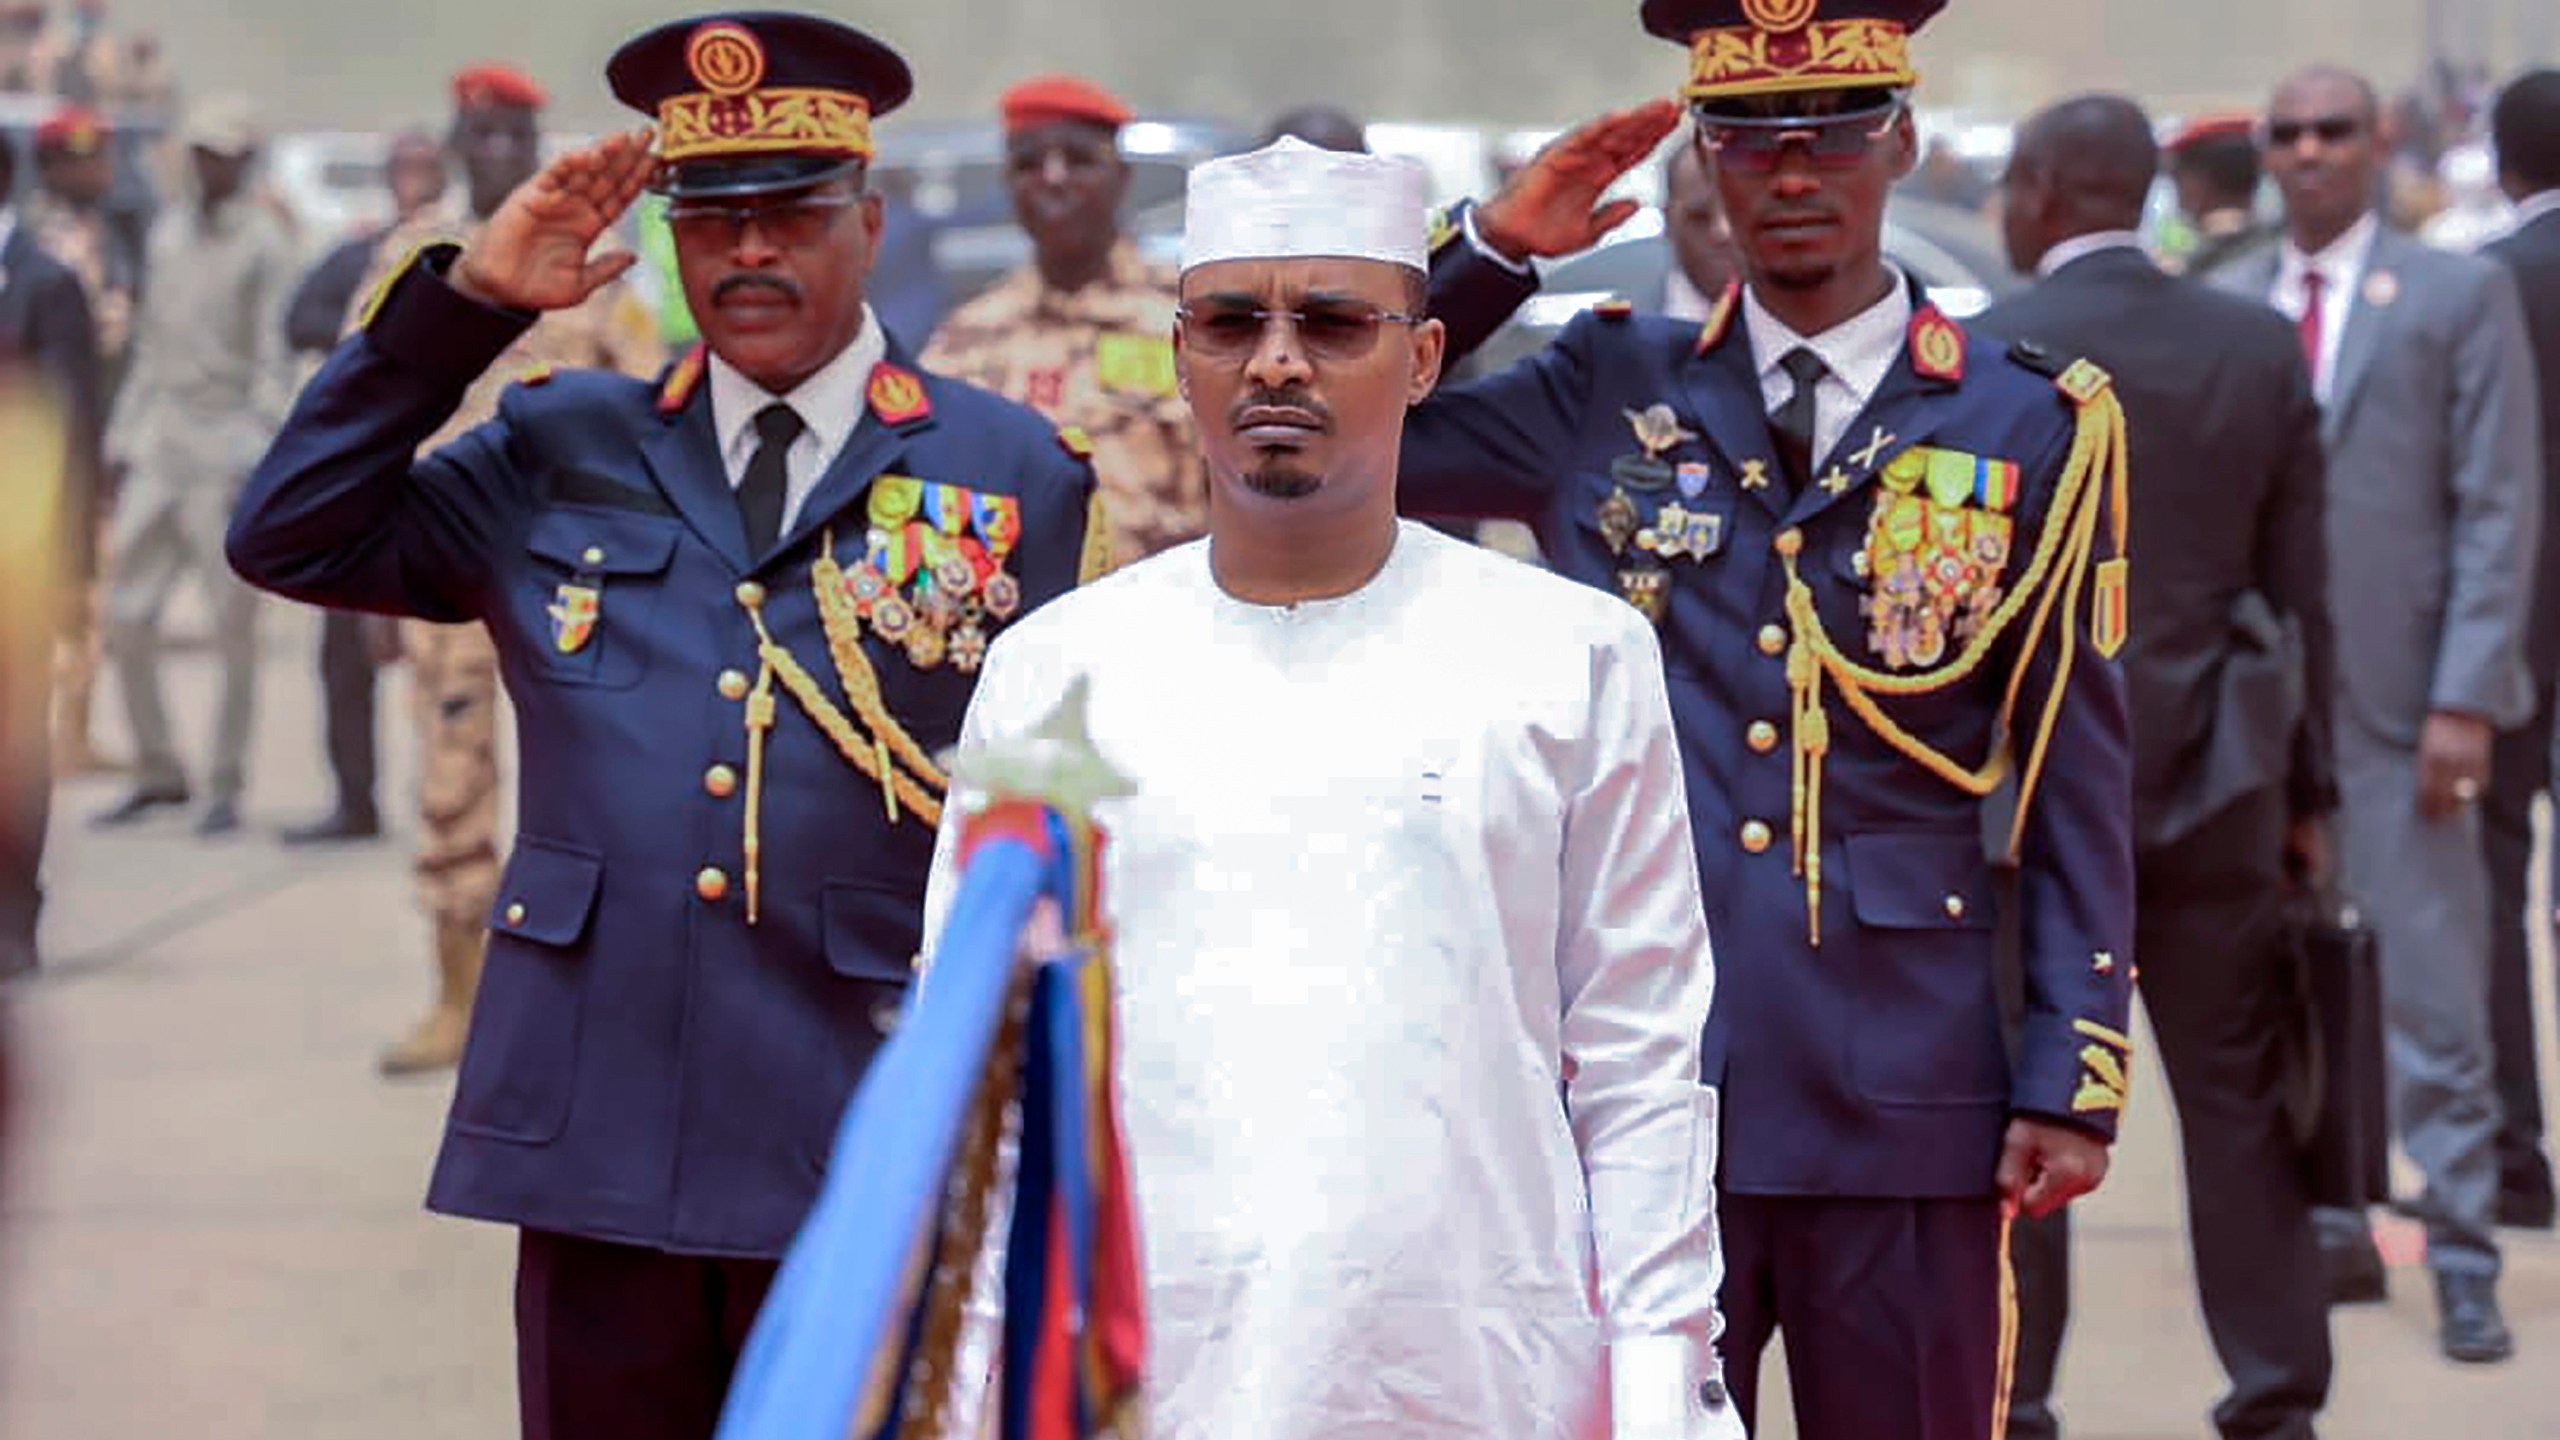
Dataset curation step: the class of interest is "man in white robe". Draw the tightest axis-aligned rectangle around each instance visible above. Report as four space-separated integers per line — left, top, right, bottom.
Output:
926 138 1741 1440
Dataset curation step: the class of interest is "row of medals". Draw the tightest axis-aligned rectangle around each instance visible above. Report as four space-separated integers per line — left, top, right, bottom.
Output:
838 531 1023 675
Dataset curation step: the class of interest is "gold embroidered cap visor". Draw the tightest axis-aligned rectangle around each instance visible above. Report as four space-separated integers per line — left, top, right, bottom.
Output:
606 10 914 200
1639 0 1944 103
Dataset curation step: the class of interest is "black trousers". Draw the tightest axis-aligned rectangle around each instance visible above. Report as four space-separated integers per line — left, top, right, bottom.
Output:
0 618 51 956
515 1229 780 1440
2008 791 2331 1440
1717 1192 2003 1440
316 609 379 820
2485 685 2553 1190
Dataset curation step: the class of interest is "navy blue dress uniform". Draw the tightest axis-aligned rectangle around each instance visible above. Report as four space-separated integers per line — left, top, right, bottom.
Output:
224 13 1102 1439
1400 3 2137 1436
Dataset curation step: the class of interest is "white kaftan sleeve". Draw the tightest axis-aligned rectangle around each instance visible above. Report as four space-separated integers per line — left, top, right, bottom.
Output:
1555 613 1738 1440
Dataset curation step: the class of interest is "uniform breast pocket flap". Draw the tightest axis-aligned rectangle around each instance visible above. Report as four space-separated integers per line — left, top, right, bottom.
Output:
485 835 605 948
521 508 683 688
822 878 924 984
1841 831 1993 932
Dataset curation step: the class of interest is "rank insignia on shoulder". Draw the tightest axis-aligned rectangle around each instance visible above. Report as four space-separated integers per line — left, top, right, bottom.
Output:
1057 425 1096 461
1908 305 1966 382
1695 282 1740 354
548 582 599 654
866 362 933 426
1593 297 1635 321
657 345 707 414
2056 358 2113 405
1096 331 1177 397
1425 203 1460 255
515 362 557 387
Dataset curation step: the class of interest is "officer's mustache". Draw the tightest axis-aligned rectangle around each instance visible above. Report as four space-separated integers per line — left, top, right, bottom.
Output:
712 274 804 306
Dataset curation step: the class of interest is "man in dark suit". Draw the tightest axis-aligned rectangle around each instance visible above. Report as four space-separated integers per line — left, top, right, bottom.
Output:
0 136 107 980
2478 67 2560 1234
1977 95 2335 1440
224 13 1099 1438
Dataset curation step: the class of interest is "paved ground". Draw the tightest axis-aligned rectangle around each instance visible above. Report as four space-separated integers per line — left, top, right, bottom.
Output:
3 622 2558 1438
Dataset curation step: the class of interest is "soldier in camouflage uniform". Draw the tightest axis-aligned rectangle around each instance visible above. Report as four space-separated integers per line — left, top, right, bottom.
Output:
28 103 140 778
351 63 666 1077
922 75 1203 567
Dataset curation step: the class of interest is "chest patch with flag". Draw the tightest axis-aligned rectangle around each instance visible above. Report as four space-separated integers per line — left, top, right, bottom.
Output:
547 582 599 654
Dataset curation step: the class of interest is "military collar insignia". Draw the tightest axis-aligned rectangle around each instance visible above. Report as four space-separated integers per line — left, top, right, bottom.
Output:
1694 281 1742 355
656 344 707 415
1908 303 1965 384
866 361 933 427
1593 297 1636 321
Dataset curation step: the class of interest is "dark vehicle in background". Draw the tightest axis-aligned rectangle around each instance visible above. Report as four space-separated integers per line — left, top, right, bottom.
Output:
1460 193 2022 376
869 115 1254 310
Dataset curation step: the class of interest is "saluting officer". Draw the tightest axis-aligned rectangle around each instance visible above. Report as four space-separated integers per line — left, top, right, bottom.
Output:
1399 4 2137 1438
224 13 1101 1439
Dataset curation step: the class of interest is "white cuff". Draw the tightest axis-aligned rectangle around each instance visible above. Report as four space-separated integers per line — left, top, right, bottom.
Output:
1608 1333 1697 1440
1460 205 1535 277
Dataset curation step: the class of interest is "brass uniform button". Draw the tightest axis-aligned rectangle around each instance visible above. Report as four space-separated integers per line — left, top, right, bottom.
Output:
1944 894 1968 921
696 866 731 902
1739 820 1773 854
1747 720 1780 754
503 901 527 927
703 764 739 799
1773 528 1804 557
734 580 766 609
1757 624 1788 656
717 668 751 701
580 545 605 566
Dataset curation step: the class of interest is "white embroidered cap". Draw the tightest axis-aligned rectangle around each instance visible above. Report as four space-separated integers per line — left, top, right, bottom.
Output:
1180 136 1433 274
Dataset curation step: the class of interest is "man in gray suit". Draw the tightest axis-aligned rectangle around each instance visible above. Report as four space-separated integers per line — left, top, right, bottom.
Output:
2221 64 2542 1364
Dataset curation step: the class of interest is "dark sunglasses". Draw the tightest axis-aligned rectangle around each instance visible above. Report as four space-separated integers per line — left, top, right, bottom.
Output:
1176 300 1423 362
2265 115 2364 148
664 192 861 249
1694 98 1904 172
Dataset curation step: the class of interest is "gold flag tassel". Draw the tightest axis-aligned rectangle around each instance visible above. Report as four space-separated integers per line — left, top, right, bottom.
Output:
1778 375 2129 943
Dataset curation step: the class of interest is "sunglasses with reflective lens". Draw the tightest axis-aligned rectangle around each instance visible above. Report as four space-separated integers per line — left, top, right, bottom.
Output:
2264 115 2363 148
1175 299 1424 362
1694 99 1905 172
664 192 862 249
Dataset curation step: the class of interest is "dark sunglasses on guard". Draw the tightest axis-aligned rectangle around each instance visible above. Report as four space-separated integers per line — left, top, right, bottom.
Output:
1175 299 1423 362
2264 115 2363 148
1694 98 1905 171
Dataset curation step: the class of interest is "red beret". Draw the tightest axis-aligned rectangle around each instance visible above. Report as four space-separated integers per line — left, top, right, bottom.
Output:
453 63 548 112
2165 111 2258 153
34 104 108 158
1000 74 1132 137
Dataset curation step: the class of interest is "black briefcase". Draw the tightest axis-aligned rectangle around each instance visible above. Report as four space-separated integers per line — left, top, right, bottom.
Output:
2277 888 2391 1208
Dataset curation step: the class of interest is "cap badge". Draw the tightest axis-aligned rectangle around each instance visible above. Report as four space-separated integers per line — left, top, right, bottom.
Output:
1742 0 1818 32
685 22 767 98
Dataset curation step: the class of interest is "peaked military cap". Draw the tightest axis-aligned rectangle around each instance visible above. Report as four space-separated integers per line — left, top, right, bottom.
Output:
1640 0 1947 105
607 10 913 199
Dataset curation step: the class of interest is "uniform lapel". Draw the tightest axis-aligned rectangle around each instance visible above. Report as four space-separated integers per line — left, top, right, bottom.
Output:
2320 233 2400 444
1782 293 1966 528
769 358 938 563
638 366 754 574
1678 307 1793 520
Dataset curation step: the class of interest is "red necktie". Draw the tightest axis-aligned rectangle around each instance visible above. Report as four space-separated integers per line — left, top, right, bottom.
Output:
2298 268 2327 387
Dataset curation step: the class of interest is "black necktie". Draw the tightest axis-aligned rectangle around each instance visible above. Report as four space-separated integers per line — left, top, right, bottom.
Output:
1770 347 1828 489
737 402 804 555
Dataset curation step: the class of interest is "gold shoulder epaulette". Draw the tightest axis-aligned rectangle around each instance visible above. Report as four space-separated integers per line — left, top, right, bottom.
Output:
1057 425 1096 461
1593 297 1635 320
1078 489 1116 586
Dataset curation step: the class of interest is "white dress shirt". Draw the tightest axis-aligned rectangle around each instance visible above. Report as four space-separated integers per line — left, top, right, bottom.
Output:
929 523 1732 1440
2515 189 2560 229
2035 229 2146 280
706 303 887 533
1739 272 1912 469
2272 212 2379 404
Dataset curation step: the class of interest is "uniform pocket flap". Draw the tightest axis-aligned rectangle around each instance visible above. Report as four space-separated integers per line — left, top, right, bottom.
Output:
822 879 923 983
487 836 605 947
525 508 683 576
1842 831 1993 930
